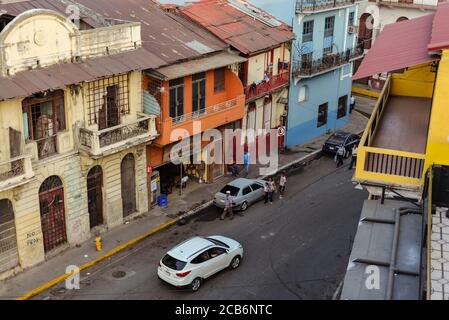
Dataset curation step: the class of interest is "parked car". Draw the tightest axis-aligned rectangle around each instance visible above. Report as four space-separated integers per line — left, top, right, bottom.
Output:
213 178 266 211
157 236 243 291
322 131 361 158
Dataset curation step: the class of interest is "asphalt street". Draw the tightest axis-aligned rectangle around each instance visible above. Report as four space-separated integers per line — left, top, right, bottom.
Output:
35 156 367 300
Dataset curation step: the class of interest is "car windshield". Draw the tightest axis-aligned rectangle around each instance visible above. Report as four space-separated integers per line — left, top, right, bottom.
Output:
162 254 187 271
220 185 240 197
206 237 230 249
327 133 347 144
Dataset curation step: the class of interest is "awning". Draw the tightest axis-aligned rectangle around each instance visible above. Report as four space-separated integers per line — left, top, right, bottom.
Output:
155 51 247 80
428 2 449 52
353 14 438 80
0 48 165 101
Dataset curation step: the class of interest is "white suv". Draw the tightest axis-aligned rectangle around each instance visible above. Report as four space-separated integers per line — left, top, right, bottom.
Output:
158 235 243 291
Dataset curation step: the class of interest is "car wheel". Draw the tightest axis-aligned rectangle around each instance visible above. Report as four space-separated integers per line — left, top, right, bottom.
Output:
240 201 248 211
190 278 202 292
230 255 242 270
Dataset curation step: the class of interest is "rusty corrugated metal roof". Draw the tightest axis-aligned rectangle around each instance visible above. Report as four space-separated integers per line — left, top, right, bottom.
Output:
155 51 246 80
73 0 228 64
353 14 438 80
0 48 165 101
180 0 295 55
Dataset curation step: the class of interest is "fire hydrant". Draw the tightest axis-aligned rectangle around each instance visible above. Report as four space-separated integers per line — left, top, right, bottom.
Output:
95 236 102 252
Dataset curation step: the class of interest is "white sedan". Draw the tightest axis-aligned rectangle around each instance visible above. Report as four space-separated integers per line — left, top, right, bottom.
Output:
157 235 243 291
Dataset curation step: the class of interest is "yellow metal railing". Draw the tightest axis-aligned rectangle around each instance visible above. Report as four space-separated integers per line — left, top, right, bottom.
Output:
356 76 426 188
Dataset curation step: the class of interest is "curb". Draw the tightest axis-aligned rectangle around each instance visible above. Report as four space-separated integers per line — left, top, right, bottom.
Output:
352 86 380 99
16 219 178 300
15 137 360 300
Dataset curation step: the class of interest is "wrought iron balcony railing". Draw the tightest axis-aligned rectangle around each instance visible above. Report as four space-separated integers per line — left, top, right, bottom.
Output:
245 71 290 102
0 155 34 190
79 114 158 158
292 48 363 78
296 0 358 12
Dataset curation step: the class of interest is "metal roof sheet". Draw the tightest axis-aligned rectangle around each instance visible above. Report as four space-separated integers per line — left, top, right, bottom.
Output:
428 2 449 51
340 200 423 300
180 0 295 55
0 48 164 100
155 51 246 80
353 14 438 80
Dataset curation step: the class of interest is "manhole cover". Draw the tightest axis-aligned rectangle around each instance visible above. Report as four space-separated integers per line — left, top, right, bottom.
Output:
112 270 127 279
50 287 67 296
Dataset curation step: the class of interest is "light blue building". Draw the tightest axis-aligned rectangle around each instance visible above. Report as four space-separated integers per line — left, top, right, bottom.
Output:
285 0 362 147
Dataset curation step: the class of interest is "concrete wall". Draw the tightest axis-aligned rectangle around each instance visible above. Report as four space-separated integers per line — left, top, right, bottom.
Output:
286 5 356 147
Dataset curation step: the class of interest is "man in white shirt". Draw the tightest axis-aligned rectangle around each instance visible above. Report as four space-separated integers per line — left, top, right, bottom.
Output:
279 172 287 199
349 145 358 170
350 95 356 113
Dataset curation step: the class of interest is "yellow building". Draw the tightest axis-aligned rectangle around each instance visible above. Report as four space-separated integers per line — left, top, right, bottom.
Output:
0 8 159 278
352 7 449 201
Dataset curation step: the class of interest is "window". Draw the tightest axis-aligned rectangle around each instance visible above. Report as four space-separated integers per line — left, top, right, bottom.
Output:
220 185 240 196
191 251 211 264
302 52 312 63
251 183 263 191
303 20 314 42
22 90 65 159
87 74 129 127
338 95 348 119
162 254 187 270
208 247 227 259
324 16 335 38
214 68 226 93
192 72 206 115
169 77 185 122
317 103 328 128
348 12 355 26
298 85 309 102
242 186 252 196
323 46 332 56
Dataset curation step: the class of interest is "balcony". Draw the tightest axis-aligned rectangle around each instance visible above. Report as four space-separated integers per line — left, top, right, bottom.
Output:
296 0 359 13
0 155 35 191
293 48 363 78
79 114 158 158
374 0 441 11
156 95 245 146
245 71 290 102
355 76 431 193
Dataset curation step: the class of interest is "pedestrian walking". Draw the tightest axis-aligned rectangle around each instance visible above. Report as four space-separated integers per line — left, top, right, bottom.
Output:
350 95 356 113
243 151 250 176
264 182 270 204
348 144 358 170
220 191 234 220
267 177 276 204
279 171 287 199
336 145 345 168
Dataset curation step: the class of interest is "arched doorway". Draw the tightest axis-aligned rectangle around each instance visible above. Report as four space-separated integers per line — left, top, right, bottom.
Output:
358 13 374 50
121 154 136 217
396 16 409 22
39 176 67 253
87 166 103 229
0 199 18 273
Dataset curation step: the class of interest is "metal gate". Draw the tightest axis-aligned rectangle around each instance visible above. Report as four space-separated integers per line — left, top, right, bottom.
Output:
121 154 136 217
39 176 67 253
87 166 103 229
0 199 18 273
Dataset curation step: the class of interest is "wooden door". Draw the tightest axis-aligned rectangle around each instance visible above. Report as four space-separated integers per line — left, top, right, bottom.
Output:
121 154 137 217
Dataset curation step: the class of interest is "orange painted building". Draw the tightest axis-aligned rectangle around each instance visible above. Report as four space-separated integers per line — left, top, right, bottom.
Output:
143 51 246 192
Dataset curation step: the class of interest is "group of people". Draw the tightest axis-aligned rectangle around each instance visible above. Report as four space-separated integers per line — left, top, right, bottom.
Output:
335 144 358 170
220 172 287 220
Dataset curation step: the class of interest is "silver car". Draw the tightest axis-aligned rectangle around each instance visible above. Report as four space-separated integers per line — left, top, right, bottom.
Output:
213 178 266 211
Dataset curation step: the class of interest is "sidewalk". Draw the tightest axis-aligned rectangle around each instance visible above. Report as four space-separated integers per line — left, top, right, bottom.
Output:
0 104 373 300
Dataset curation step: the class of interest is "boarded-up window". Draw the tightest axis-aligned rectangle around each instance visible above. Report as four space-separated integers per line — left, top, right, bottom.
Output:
214 68 225 93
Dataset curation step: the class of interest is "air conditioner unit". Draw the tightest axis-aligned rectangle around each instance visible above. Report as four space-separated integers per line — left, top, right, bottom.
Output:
348 25 356 34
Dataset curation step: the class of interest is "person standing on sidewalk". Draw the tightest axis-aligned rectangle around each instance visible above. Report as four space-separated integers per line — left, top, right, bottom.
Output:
348 144 358 170
336 145 345 168
264 182 270 204
220 191 234 220
350 95 356 113
279 172 287 199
